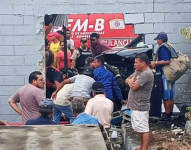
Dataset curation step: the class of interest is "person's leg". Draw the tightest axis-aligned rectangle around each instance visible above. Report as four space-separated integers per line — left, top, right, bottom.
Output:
162 75 171 118
59 105 75 123
53 104 62 123
169 81 175 114
142 132 150 150
138 133 143 150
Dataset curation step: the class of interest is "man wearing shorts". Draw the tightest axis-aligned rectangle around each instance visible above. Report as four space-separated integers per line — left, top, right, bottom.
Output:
126 53 154 150
150 32 176 120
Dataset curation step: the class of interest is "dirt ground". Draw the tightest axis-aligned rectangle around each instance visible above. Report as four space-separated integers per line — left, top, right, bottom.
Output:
124 114 191 150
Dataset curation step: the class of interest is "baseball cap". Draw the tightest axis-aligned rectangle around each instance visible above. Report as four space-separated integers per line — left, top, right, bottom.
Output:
57 30 64 35
49 32 60 39
39 98 53 109
92 82 104 92
83 66 93 76
81 37 87 43
154 32 168 40
85 57 94 66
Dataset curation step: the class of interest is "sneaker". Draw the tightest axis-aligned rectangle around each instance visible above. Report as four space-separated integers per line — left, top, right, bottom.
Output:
161 113 170 121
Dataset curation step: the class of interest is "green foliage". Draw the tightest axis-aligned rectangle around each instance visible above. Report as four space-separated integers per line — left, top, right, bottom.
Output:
180 27 191 42
186 106 191 112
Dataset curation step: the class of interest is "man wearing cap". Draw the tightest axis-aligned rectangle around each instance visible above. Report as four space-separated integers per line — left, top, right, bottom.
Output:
52 66 95 103
150 32 177 120
49 32 60 67
71 98 100 125
84 57 95 68
9 71 45 124
71 37 92 73
85 82 113 129
90 33 111 58
26 98 58 125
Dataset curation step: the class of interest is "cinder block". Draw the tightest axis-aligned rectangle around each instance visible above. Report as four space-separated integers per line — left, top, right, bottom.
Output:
3 76 25 85
2 15 23 25
0 114 21 123
24 16 34 25
185 121 191 135
153 23 174 33
0 105 20 114
0 36 4 46
175 83 191 94
14 25 34 35
124 13 144 24
165 13 191 23
0 86 16 96
172 3 191 13
0 26 14 35
154 2 174 13
154 2 191 13
0 5 13 15
176 73 191 84
4 36 23 46
173 23 191 33
145 13 164 23
0 56 4 65
172 43 191 54
167 33 188 43
0 46 14 55
0 16 3 25
24 55 35 65
3 56 24 66
0 77 3 85
14 46 34 55
134 24 153 34
145 34 157 44
23 36 35 45
0 96 10 105
13 5 34 15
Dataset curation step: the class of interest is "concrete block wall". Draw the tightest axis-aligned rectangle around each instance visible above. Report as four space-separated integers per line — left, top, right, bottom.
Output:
0 0 191 122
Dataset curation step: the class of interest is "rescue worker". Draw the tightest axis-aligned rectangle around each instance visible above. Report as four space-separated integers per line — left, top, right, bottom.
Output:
71 37 92 73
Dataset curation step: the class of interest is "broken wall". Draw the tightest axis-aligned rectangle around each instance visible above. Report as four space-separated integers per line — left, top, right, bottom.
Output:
0 0 191 122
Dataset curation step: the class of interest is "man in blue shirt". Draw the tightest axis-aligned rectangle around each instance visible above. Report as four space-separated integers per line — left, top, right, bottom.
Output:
93 56 126 104
71 98 100 125
150 32 175 120
26 98 58 125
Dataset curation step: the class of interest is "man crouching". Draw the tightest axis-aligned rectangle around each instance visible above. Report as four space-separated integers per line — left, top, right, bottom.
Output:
125 53 154 150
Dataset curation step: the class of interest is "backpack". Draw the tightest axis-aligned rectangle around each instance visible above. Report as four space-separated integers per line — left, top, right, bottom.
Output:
156 43 190 82
163 51 190 81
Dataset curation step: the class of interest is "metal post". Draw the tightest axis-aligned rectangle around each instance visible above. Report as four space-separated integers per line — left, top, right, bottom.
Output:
63 26 68 68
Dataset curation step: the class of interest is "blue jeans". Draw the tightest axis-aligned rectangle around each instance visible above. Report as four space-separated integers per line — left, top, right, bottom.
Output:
162 75 175 100
53 104 75 124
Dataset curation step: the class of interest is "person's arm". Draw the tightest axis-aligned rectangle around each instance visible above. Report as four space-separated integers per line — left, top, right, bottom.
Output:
150 47 171 69
131 71 152 91
125 73 135 87
85 100 93 115
112 76 125 103
8 98 22 115
52 79 72 99
71 60 76 69
56 57 60 69
71 49 79 69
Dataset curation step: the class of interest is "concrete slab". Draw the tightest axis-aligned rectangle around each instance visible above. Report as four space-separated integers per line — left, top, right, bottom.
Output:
185 121 191 136
0 125 107 150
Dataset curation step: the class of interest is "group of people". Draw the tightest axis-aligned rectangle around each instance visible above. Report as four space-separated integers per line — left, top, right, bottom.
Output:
7 30 175 150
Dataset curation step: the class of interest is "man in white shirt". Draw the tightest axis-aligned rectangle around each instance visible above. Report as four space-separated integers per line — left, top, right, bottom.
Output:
85 82 113 129
66 29 75 52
